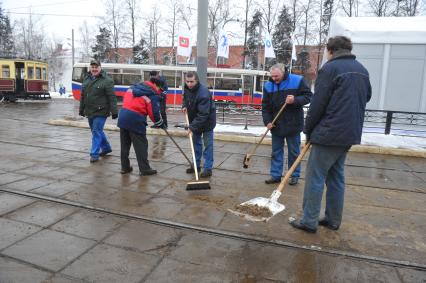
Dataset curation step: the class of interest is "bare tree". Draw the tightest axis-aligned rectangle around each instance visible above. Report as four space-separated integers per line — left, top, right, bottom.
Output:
242 0 254 68
398 0 420 15
79 21 94 62
368 0 394 16
258 0 281 33
47 42 65 92
103 0 126 62
340 0 360 16
164 0 182 64
208 0 238 47
177 2 196 31
125 0 139 48
13 11 48 60
146 6 161 63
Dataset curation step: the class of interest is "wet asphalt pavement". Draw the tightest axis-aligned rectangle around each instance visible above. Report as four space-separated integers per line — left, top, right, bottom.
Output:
0 99 425 283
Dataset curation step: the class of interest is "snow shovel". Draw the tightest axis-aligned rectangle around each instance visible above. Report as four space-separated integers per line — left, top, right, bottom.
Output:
230 142 311 222
243 103 287 168
162 128 193 168
184 112 211 191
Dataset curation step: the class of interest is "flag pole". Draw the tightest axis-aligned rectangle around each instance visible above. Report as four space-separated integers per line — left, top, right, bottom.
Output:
174 46 178 109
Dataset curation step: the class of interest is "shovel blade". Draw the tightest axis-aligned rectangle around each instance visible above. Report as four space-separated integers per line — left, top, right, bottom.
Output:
228 197 286 222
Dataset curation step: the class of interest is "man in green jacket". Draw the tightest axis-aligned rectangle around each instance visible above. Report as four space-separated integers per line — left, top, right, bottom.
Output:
79 59 118 163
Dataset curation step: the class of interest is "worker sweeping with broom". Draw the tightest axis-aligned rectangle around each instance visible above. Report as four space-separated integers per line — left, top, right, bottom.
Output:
182 71 216 181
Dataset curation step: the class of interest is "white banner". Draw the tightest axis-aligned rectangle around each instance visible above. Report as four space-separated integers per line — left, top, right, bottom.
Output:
177 27 192 57
264 31 276 58
217 30 230 58
291 35 297 61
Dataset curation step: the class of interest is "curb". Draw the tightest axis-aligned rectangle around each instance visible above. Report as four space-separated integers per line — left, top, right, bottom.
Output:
48 119 426 158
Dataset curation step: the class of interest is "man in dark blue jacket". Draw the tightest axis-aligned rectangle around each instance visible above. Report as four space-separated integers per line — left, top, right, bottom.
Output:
262 63 312 185
149 71 169 128
290 36 372 233
183 71 216 178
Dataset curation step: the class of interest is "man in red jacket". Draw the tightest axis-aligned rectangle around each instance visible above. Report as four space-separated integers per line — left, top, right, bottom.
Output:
117 78 165 175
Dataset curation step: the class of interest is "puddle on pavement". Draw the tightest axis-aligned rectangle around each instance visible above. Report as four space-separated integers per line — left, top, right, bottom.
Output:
151 136 168 159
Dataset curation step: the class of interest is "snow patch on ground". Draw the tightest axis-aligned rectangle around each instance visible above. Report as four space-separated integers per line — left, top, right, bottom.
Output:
214 124 426 151
50 92 73 99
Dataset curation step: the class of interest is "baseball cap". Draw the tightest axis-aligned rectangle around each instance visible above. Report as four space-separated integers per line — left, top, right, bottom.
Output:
90 59 101 66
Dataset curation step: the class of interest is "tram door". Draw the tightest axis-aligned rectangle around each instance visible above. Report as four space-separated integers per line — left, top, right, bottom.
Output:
242 75 253 104
14 62 25 93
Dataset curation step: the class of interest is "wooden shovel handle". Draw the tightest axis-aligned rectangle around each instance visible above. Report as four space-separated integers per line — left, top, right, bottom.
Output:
246 103 287 158
276 142 311 193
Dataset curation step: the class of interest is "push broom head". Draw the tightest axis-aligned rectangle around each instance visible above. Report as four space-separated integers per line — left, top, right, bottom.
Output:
243 154 251 169
186 180 211 190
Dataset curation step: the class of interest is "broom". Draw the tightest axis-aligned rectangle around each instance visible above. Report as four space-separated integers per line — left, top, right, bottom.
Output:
185 112 211 190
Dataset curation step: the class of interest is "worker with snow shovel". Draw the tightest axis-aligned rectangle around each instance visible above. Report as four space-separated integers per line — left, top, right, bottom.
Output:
290 36 372 233
262 63 312 185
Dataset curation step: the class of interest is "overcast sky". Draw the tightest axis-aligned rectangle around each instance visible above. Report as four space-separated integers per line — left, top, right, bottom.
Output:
2 0 250 48
2 0 222 46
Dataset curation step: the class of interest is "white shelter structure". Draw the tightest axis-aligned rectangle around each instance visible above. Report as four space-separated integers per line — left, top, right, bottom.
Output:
327 17 426 113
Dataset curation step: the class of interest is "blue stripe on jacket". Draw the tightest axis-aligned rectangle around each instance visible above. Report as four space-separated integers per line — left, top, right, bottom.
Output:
263 74 303 93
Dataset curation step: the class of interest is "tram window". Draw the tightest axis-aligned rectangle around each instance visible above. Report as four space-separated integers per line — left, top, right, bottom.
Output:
122 69 140 74
72 67 84 83
42 68 47 80
243 75 254 95
111 74 122 85
27 66 34 79
161 70 181 88
35 67 42 79
122 74 141 85
255 76 267 92
143 71 151 81
214 78 241 91
1 65 10 78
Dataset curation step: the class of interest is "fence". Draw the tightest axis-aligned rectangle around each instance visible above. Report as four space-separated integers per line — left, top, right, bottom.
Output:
214 102 426 137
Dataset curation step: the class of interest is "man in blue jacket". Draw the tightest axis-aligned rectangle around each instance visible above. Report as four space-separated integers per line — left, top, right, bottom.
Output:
262 63 312 185
290 36 372 233
183 71 216 178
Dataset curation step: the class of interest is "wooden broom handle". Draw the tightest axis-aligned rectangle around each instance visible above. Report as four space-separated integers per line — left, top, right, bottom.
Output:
185 112 200 181
247 103 287 157
276 142 311 193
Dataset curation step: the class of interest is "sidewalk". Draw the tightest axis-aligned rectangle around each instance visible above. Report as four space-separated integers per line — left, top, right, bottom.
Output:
0 99 425 282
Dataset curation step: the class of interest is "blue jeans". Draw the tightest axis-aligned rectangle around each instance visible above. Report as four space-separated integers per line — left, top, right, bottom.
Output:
301 144 349 229
192 130 214 171
270 134 301 180
88 116 111 158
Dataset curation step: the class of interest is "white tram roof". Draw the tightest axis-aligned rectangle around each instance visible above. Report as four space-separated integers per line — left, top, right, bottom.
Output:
329 16 426 44
73 62 270 76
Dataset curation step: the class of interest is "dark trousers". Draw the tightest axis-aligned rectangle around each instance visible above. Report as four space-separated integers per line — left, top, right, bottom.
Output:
160 98 167 127
120 128 151 172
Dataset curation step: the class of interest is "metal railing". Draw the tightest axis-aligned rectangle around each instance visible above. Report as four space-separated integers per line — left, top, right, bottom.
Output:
214 102 426 137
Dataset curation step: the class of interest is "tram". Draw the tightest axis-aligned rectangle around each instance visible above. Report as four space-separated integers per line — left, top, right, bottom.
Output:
72 63 270 106
0 58 50 102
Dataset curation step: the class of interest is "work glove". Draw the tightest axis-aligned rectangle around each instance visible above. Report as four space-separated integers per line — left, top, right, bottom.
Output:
305 134 310 143
158 121 167 129
111 114 118 119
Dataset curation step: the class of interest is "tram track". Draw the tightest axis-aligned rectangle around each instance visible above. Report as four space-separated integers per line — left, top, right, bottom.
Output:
1 187 425 272
0 138 424 196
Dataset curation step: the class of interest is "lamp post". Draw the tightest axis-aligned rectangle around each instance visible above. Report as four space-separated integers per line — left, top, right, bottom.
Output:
197 0 208 85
